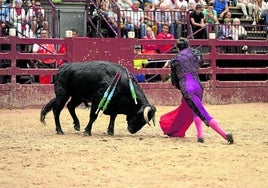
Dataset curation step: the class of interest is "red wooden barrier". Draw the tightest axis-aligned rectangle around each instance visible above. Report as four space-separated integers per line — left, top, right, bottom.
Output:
0 36 267 108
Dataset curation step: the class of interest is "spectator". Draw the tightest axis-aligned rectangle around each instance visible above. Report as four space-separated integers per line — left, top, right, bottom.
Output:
142 26 158 54
190 4 207 39
231 17 247 40
0 0 10 36
212 0 230 20
57 28 78 67
224 10 232 19
260 8 268 31
26 0 48 37
203 2 219 37
143 2 157 35
155 3 175 36
176 0 188 9
236 0 254 20
32 29 56 84
9 0 29 38
218 18 233 39
156 23 175 53
188 0 207 11
175 4 188 38
125 0 146 38
252 0 268 25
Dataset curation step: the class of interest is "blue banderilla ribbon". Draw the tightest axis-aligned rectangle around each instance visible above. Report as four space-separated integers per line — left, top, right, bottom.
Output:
95 71 121 114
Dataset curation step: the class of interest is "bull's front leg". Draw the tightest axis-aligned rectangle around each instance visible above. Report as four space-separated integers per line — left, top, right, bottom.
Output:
107 114 117 136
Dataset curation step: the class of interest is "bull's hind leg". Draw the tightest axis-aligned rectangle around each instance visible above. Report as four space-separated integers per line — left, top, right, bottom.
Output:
53 96 69 135
107 114 117 136
67 98 81 131
84 106 98 136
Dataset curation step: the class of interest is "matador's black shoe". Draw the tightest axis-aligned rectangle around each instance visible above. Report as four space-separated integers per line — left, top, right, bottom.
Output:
197 137 204 143
226 133 234 144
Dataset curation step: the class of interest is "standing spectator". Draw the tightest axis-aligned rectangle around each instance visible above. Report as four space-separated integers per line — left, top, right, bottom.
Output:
9 0 29 37
0 0 10 36
203 2 219 37
26 0 48 37
212 0 230 20
125 0 146 38
156 23 175 53
190 4 207 39
32 29 56 84
260 8 268 31
155 3 175 36
57 28 78 67
236 0 254 20
175 4 188 38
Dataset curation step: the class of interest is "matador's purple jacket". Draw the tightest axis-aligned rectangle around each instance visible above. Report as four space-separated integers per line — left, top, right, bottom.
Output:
170 47 213 125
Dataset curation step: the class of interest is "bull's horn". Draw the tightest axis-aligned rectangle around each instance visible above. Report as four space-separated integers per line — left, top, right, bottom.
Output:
143 106 151 126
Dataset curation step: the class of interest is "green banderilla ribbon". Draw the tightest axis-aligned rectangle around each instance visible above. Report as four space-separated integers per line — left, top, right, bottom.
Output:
125 68 137 105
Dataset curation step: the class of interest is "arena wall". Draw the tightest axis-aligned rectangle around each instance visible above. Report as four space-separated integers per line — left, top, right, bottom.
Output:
0 37 267 108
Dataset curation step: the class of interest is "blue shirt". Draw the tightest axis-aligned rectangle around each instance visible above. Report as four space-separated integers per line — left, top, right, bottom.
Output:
214 0 227 14
0 3 9 22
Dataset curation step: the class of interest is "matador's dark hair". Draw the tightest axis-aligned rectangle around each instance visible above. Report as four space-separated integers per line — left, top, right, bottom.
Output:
176 37 189 50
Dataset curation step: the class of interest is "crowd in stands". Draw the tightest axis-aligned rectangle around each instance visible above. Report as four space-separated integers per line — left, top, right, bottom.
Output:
98 0 268 40
0 0 49 38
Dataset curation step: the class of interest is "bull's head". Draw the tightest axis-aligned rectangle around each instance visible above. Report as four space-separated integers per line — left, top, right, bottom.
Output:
126 105 156 134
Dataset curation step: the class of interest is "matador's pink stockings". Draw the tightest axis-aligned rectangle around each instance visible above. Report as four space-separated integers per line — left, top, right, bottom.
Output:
208 119 227 139
194 117 203 139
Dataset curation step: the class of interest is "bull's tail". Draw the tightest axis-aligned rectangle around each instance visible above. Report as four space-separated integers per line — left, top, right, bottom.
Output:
40 98 56 125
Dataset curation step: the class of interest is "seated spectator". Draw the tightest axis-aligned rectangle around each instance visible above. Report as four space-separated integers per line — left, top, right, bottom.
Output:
236 0 254 20
231 18 247 40
32 29 56 84
26 0 48 37
260 8 268 32
57 28 78 67
142 26 158 54
252 0 268 25
156 23 175 53
125 1 146 38
175 5 188 38
0 0 10 36
155 2 175 37
177 0 188 9
224 11 232 19
188 0 207 11
203 2 219 37
143 2 157 36
212 0 230 20
9 0 29 38
218 18 233 39
190 4 207 39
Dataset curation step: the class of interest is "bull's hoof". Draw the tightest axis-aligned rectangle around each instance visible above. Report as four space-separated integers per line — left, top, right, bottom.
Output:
107 131 114 136
56 130 64 135
74 125 80 131
83 131 92 136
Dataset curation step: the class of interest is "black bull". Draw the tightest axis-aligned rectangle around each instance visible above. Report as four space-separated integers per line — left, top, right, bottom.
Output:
40 61 156 136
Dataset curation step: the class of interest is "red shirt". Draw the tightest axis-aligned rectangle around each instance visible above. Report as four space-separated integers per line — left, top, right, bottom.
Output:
156 32 174 53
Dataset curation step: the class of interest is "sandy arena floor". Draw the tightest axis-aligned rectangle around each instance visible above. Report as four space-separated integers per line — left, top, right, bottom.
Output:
0 103 267 188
